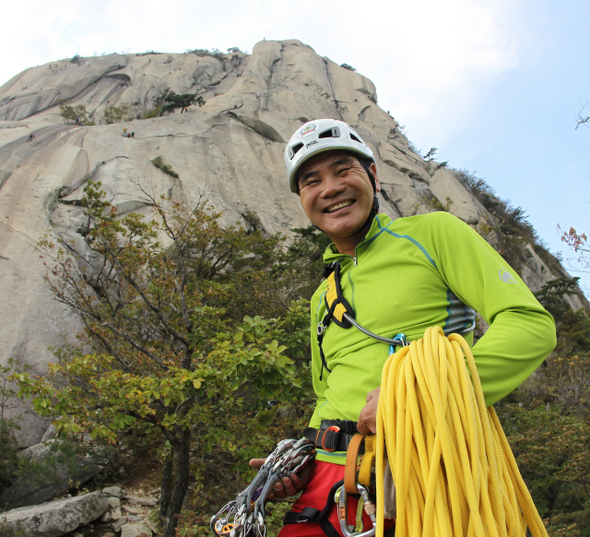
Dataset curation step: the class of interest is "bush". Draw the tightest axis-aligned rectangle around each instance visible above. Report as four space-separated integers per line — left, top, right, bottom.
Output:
59 104 95 126
103 103 130 124
151 156 179 178
15 182 314 537
190 48 227 61
144 106 163 119
0 358 29 499
162 93 204 114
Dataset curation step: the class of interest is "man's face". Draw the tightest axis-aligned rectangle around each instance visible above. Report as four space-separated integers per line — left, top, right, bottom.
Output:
297 150 380 255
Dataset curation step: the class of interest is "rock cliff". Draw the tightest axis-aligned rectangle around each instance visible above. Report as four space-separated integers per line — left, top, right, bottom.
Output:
0 40 584 445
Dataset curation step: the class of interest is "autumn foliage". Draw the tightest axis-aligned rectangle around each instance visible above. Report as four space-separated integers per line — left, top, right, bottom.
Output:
15 182 314 536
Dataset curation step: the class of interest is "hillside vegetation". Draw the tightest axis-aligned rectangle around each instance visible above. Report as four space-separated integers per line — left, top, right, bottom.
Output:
0 41 588 536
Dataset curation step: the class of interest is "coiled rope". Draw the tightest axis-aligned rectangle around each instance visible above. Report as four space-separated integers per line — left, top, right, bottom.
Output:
374 326 548 537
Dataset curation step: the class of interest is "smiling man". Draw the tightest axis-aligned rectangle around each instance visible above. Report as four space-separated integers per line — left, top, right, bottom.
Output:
297 151 379 256
255 119 556 537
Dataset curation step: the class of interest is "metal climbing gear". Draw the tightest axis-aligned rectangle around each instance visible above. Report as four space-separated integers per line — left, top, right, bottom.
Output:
317 261 409 380
210 437 316 536
336 483 377 537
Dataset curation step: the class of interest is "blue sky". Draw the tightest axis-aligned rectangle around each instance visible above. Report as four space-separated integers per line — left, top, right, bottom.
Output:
1 0 589 294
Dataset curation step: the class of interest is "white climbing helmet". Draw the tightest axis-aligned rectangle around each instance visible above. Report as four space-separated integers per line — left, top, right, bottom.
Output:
284 119 375 193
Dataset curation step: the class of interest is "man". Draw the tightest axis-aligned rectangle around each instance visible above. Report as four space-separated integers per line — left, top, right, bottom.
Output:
253 119 556 537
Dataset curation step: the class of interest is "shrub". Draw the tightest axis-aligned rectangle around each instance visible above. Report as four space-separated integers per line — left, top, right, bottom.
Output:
59 104 95 126
143 106 163 119
189 48 227 61
151 156 179 178
103 103 130 124
14 182 313 536
162 93 204 114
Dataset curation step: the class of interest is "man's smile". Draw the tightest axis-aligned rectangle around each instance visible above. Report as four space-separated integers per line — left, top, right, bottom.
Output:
325 199 355 213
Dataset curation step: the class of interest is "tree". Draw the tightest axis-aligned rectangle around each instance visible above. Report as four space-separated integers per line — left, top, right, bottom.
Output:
575 99 590 129
162 92 205 114
560 226 590 273
498 404 590 535
15 181 311 536
492 276 590 534
59 104 95 126
103 103 131 124
0 359 25 498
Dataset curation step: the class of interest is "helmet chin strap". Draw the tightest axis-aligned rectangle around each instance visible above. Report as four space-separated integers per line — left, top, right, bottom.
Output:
360 160 380 230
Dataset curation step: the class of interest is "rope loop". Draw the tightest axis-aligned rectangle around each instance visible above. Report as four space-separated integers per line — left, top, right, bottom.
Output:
375 326 548 537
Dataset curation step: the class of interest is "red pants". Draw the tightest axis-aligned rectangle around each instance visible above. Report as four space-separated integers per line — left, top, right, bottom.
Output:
278 460 395 537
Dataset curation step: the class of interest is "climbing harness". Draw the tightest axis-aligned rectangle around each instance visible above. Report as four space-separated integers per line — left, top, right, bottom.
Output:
337 483 377 537
210 437 315 536
317 261 407 379
337 433 378 537
303 419 361 452
282 432 386 537
373 326 549 537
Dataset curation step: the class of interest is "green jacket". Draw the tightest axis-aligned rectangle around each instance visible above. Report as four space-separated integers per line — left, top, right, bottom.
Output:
309 212 556 464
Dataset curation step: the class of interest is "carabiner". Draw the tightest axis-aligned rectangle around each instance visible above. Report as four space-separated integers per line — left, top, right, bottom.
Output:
389 333 407 355
336 484 376 537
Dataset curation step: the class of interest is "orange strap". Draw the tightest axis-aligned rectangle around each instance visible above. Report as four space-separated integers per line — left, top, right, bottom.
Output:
344 434 365 494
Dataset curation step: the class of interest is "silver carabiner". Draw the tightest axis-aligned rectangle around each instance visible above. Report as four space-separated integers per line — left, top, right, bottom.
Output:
336 484 376 537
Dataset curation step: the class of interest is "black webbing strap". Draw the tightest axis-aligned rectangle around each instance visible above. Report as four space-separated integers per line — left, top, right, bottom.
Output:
303 420 362 453
283 479 344 537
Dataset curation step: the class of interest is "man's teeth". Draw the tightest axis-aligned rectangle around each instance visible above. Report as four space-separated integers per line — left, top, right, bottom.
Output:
327 200 353 213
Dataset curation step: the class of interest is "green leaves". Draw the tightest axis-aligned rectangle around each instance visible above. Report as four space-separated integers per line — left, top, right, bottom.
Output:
25 183 315 531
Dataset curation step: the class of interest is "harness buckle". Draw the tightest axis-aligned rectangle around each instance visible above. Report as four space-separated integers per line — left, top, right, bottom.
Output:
317 425 340 452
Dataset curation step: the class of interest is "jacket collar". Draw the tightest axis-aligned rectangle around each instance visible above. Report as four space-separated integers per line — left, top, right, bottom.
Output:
322 213 392 264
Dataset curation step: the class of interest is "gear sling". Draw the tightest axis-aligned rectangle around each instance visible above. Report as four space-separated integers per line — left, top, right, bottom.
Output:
316 262 408 381
284 262 401 537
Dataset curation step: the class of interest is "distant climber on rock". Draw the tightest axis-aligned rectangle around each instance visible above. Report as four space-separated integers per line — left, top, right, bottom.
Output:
26 132 36 142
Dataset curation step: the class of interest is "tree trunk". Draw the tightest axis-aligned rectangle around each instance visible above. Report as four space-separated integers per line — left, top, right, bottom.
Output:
159 450 174 526
162 429 192 537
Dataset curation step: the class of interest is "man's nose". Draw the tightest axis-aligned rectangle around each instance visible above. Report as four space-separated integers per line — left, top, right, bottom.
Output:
320 174 344 197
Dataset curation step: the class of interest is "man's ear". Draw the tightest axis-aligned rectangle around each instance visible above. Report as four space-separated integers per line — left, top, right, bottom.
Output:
370 163 381 193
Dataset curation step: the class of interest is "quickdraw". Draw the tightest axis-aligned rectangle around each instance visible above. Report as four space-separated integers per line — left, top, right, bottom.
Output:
317 261 408 380
336 482 377 537
210 437 315 537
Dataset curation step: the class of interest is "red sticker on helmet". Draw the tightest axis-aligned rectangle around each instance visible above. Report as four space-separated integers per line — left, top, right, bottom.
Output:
300 123 317 136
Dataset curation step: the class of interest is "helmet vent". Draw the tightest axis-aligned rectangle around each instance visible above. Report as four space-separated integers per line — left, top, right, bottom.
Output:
349 133 362 143
318 126 340 139
289 142 304 160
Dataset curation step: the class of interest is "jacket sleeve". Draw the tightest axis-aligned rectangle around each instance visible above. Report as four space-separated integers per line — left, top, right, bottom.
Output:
428 212 556 406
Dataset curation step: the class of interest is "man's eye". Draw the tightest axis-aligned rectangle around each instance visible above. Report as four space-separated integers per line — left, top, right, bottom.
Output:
300 178 318 188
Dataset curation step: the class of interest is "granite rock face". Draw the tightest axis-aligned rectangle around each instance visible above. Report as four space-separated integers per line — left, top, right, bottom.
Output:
0 40 583 445
0 491 109 537
0 439 116 510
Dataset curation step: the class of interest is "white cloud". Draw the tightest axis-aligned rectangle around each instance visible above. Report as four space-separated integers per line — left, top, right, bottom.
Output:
0 0 523 151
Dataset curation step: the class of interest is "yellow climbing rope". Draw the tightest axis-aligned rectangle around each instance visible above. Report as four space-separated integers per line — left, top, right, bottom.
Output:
374 326 548 537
